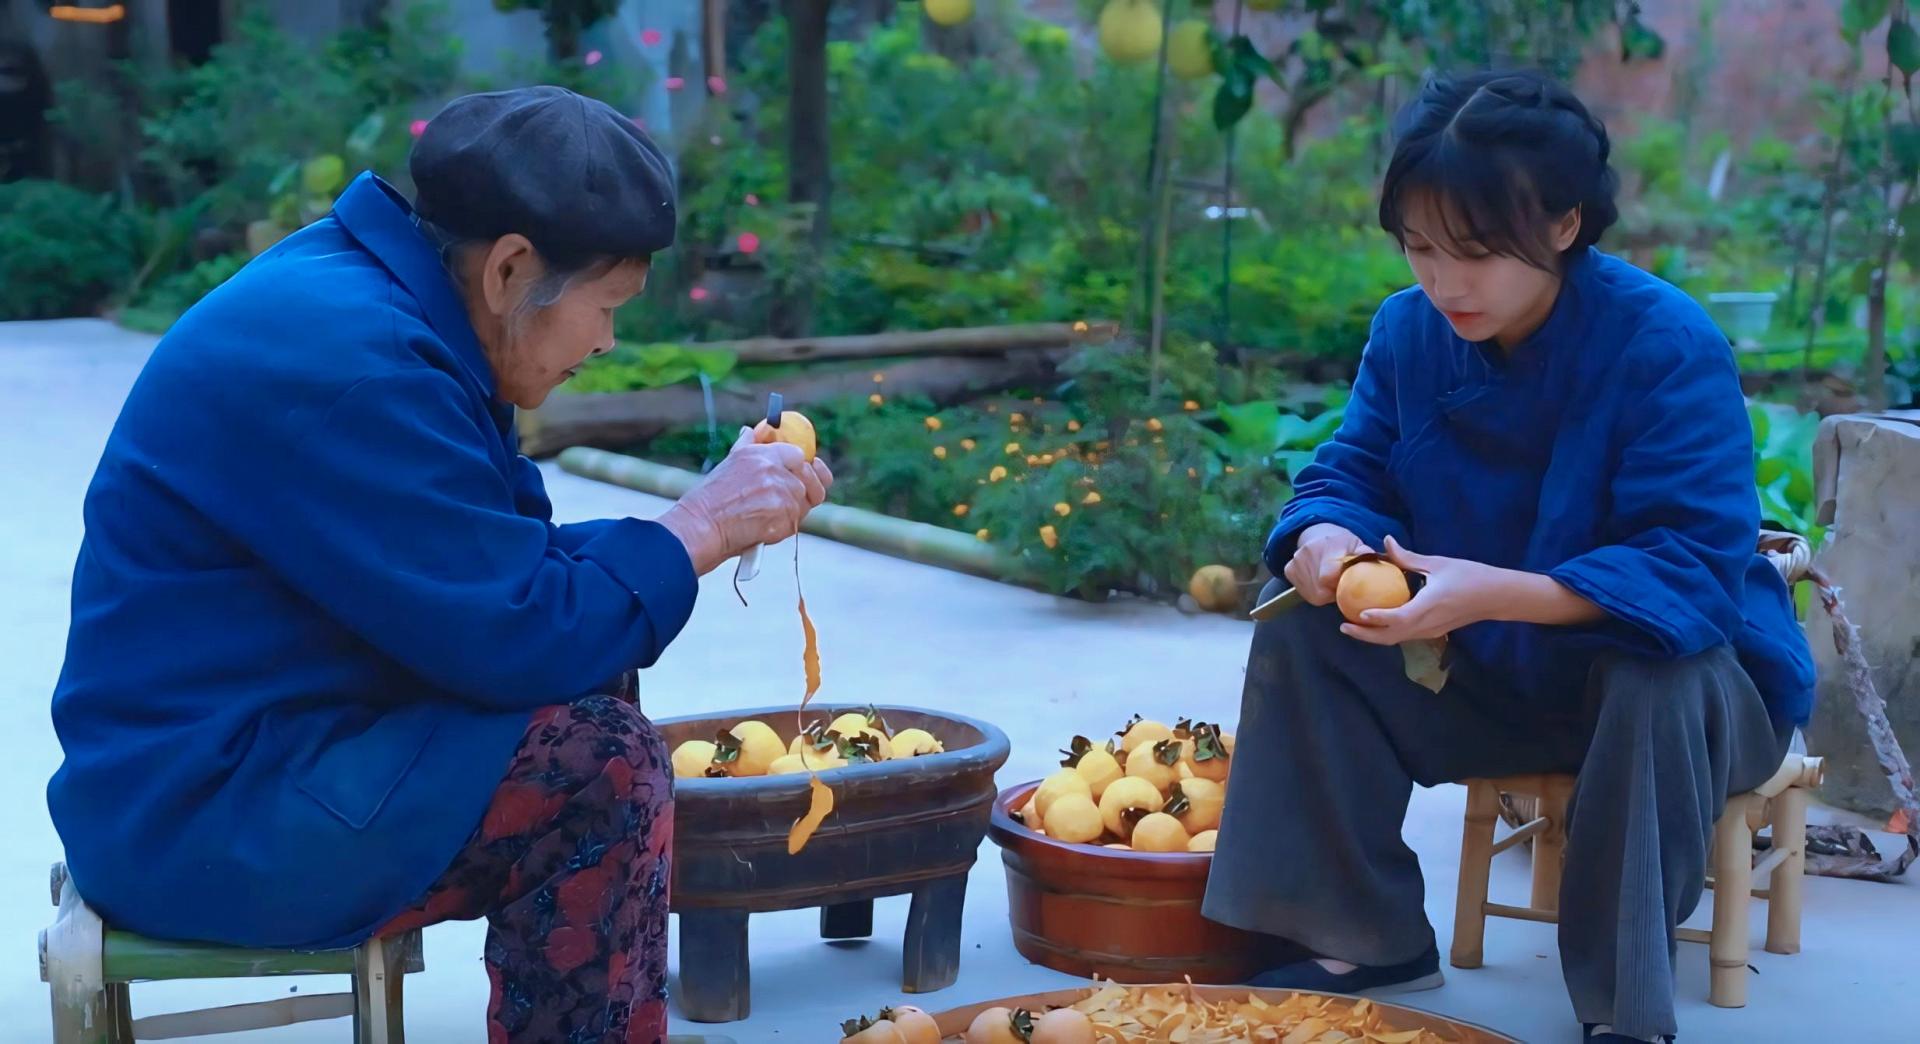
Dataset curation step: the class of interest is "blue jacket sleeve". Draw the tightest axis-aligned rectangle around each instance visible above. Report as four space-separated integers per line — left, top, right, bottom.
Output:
1263 314 1409 574
206 369 698 709
1548 326 1756 657
508 452 620 555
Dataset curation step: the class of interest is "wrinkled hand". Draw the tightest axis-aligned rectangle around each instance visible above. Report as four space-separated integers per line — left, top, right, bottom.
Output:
1341 536 1509 645
1284 523 1371 606
663 428 833 574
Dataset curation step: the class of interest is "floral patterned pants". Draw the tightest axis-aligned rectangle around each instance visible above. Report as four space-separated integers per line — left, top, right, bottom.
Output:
380 689 673 1044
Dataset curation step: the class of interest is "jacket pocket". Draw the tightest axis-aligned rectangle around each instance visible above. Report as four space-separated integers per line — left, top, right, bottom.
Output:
277 705 440 831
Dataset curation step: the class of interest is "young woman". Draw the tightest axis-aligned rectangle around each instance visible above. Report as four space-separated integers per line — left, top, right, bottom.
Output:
1203 71 1813 1044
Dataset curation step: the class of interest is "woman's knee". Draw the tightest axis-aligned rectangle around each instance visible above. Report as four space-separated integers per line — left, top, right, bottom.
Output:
1587 648 1739 729
536 696 670 801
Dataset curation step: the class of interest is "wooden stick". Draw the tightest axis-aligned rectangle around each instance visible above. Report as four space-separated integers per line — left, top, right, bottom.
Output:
1709 796 1753 1008
1483 902 1558 925
522 350 1067 456
1450 782 1499 969
706 322 1118 364
1529 778 1572 912
1489 816 1548 858
1677 926 1712 945
1752 753 1825 800
1766 785 1809 955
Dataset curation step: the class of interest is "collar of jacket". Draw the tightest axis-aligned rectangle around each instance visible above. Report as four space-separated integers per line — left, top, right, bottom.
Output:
331 171 499 402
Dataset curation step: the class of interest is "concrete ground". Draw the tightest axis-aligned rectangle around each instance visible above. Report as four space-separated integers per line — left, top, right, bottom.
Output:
3 319 1915 1043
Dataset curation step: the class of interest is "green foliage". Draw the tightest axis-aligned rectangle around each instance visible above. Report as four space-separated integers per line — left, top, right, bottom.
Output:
0 180 139 320
564 343 740 393
118 254 250 334
1749 402 1824 544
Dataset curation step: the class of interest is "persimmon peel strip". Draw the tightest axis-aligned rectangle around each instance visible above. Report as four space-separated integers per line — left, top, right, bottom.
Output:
787 538 832 855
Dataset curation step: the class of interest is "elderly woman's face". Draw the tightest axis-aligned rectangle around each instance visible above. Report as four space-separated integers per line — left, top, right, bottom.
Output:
463 234 651 409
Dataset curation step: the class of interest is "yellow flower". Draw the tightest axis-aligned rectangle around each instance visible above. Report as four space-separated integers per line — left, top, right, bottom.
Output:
990 465 1008 482
1072 320 1089 333
1225 465 1237 474
924 416 942 431
933 446 948 459
1039 453 1055 465
1066 419 1082 433
1010 412 1026 426
872 372 885 384
1053 502 1072 517
1083 490 1103 505
1182 400 1200 412
869 393 884 406
960 438 977 451
976 528 991 541
1026 454 1041 466
953 503 970 518
1039 524 1059 550
1005 442 1022 455
1146 417 1164 433
1187 467 1199 478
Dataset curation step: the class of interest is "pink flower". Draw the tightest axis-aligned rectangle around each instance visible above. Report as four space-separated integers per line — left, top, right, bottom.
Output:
641 29 663 47
737 232 761 254
409 119 428 137
689 287 710 302
707 75 729 95
584 50 603 66
664 76 685 91
745 194 760 207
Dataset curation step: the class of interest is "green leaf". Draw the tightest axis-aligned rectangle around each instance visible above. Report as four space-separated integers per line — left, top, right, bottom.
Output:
1226 35 1276 82
1755 457 1789 487
1212 71 1254 130
1900 201 1920 269
1843 0 1892 42
1891 20 1920 73
1619 17 1666 61
1891 123 1920 176
301 154 346 198
345 113 387 159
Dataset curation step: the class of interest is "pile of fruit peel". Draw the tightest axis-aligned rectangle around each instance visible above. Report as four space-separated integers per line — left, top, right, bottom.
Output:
1000 983 1463 1043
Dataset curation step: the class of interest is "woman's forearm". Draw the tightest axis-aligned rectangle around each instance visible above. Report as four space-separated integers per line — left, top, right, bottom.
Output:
1487 568 1607 627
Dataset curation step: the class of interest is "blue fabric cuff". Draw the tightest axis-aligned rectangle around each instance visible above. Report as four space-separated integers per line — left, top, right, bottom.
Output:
1548 555 1693 658
1264 504 1409 576
575 518 700 666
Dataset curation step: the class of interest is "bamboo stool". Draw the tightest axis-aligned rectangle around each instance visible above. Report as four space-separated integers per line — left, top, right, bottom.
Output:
1450 753 1824 1008
39 862 422 1043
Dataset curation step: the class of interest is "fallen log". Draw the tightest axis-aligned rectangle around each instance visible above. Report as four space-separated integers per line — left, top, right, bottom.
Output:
707 320 1117 364
520 348 1067 457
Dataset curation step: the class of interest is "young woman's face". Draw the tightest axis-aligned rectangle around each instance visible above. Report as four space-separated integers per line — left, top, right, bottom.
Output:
1399 197 1580 347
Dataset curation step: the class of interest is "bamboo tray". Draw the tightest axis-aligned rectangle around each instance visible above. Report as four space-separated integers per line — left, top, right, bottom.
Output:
926 985 1520 1042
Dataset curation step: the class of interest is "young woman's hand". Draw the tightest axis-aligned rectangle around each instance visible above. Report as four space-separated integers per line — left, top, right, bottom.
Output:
1340 536 1604 644
1339 536 1509 645
1285 523 1372 606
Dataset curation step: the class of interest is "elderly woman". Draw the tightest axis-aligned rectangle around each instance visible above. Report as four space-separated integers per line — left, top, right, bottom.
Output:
46 87 826 1043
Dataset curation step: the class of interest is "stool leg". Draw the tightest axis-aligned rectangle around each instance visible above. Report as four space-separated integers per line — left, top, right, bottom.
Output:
1451 782 1499 970
44 876 111 1044
1531 779 1572 912
1765 787 1809 955
1709 795 1753 1008
104 984 133 1044
820 899 874 940
353 935 407 1043
902 873 968 994
677 908 751 1023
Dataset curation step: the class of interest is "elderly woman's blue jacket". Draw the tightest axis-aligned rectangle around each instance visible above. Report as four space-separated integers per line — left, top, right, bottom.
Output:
48 173 699 949
1268 248 1814 728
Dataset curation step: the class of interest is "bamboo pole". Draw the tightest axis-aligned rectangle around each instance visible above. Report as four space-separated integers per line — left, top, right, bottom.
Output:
1765 785 1808 955
1529 778 1572 912
556 449 1029 584
1449 781 1499 970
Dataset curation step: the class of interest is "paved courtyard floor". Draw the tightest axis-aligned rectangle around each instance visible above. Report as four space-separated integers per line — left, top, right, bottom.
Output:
2 320 1913 1042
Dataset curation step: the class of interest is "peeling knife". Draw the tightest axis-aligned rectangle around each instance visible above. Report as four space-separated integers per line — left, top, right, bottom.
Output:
1248 585 1303 621
732 392 784 585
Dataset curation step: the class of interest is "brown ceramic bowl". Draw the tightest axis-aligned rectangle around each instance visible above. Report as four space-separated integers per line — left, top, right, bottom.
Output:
986 781 1274 984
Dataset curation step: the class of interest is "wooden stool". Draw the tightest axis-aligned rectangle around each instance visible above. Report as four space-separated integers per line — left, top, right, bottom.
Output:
1450 754 1824 1008
39 863 422 1043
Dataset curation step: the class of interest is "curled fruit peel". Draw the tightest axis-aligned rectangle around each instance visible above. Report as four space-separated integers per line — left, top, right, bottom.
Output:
787 775 834 855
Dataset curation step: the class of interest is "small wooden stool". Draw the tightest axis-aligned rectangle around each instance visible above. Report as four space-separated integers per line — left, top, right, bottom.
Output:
1450 753 1824 1008
39 862 422 1043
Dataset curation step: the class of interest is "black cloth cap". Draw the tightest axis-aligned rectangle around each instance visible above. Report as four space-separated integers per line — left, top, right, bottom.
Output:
409 85 676 267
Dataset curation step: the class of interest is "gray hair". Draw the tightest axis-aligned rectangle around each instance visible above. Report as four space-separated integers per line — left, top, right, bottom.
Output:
416 217 608 321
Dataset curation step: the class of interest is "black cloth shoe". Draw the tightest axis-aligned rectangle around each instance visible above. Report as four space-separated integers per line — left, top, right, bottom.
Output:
1585 1023 1674 1042
1245 944 1444 995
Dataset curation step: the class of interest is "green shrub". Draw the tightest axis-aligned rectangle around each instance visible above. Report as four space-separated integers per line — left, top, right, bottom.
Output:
0 180 139 320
